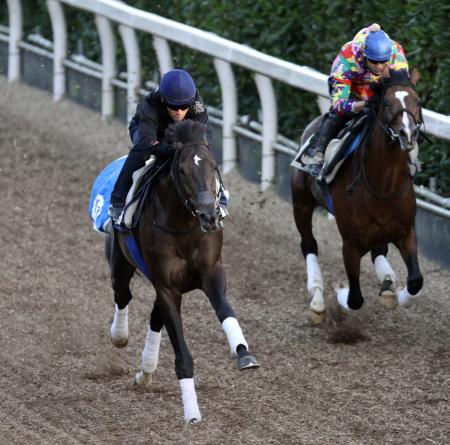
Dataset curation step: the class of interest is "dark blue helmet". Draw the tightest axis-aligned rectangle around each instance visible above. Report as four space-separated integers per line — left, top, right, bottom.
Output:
364 30 393 61
159 69 196 106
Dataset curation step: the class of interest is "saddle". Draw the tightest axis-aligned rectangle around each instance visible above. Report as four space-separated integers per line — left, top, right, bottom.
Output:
291 114 370 184
89 156 164 233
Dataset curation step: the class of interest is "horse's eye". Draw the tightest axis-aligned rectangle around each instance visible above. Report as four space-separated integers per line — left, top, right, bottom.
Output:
384 100 391 108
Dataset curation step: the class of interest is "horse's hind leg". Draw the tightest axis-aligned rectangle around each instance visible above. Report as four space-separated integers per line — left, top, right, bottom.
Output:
134 300 163 386
394 228 423 307
291 173 325 324
106 232 136 348
202 265 259 370
338 241 364 310
371 245 398 309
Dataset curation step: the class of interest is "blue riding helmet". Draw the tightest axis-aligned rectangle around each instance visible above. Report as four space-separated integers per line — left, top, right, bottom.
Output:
159 69 196 106
364 30 393 61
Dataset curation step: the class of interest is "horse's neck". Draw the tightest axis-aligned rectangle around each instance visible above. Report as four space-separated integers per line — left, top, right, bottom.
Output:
366 118 408 178
153 174 196 229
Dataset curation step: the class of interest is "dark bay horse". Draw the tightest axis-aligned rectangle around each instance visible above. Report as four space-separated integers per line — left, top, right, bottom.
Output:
105 120 258 423
291 69 423 323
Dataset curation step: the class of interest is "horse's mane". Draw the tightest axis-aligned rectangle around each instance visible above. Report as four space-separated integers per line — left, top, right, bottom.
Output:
165 120 210 146
371 69 414 96
369 69 415 108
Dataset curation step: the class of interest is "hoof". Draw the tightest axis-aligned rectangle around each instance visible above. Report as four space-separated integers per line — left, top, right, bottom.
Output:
111 337 128 348
238 353 260 370
379 290 398 310
134 371 152 386
309 309 326 325
188 417 201 425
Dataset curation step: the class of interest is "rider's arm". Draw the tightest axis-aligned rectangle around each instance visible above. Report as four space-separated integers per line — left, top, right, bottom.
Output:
329 50 359 116
390 42 409 73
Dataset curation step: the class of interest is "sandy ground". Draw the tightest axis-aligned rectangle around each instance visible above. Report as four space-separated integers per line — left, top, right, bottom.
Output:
0 76 449 445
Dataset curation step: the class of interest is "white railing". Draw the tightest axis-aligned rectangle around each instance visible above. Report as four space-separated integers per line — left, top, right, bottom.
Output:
5 0 450 203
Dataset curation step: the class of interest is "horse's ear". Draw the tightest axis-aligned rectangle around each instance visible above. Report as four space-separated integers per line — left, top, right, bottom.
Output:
382 66 391 79
165 123 176 145
409 68 420 86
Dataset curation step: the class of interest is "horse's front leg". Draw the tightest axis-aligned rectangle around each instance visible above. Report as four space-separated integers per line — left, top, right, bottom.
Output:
201 264 259 370
371 245 398 309
394 228 423 307
106 232 136 348
157 287 201 424
291 177 325 324
338 241 364 310
134 299 163 386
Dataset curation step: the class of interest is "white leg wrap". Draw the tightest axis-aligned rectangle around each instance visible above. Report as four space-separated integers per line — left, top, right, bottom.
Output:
222 317 248 354
306 254 324 293
111 305 128 340
374 255 396 285
141 326 162 373
306 254 325 313
397 287 421 307
179 378 201 423
336 287 350 310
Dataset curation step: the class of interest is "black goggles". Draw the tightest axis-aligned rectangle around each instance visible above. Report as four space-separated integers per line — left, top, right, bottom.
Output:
367 58 390 65
164 101 192 111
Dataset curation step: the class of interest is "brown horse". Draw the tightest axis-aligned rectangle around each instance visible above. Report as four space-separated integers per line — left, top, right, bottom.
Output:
291 69 423 323
105 120 258 423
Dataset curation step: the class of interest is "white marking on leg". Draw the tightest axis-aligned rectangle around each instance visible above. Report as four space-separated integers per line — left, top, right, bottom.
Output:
111 305 128 345
193 154 202 166
141 326 162 373
306 254 324 313
374 255 396 285
397 287 421 307
179 378 201 423
222 317 249 354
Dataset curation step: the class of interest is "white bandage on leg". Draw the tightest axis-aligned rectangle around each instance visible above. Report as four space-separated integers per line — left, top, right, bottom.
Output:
336 287 350 310
179 378 201 422
111 305 128 339
397 287 421 307
306 254 324 293
374 255 396 285
141 326 162 373
222 317 249 354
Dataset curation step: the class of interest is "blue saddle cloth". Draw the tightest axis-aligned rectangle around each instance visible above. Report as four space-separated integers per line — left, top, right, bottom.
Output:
89 156 127 232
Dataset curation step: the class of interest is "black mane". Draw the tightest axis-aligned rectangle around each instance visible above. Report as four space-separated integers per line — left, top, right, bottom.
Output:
165 120 209 145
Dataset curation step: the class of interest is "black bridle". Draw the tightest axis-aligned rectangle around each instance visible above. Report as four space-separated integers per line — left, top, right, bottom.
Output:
170 141 220 218
375 81 423 147
348 80 423 199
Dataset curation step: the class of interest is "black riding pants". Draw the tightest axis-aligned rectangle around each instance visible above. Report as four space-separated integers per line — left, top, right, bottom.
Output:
110 143 151 206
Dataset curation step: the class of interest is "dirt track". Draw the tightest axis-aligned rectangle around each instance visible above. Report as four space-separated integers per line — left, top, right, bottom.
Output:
1 76 449 445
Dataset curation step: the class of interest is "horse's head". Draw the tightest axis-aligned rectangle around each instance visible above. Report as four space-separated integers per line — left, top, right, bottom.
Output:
378 68 422 151
167 121 221 233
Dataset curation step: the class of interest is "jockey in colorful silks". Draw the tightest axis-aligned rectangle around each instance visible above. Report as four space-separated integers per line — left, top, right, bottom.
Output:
307 23 411 178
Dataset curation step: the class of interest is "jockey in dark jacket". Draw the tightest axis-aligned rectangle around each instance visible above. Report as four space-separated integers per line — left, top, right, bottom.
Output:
110 69 228 222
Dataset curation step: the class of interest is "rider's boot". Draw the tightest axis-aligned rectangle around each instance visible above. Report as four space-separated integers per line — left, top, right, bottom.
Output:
110 147 145 223
307 112 345 178
218 185 229 219
408 142 422 177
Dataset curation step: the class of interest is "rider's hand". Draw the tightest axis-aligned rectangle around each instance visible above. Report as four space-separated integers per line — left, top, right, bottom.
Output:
351 100 367 113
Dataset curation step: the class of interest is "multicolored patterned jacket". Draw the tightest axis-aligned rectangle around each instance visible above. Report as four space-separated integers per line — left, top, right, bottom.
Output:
328 25 409 116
